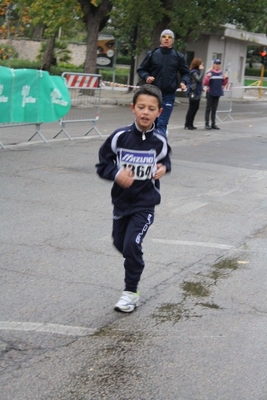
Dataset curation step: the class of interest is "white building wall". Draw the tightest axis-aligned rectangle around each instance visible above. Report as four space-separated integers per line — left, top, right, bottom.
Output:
0 39 87 65
223 38 247 98
185 35 208 67
188 34 248 98
0 39 41 61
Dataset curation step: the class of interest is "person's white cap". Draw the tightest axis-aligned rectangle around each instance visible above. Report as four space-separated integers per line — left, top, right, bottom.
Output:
160 29 175 40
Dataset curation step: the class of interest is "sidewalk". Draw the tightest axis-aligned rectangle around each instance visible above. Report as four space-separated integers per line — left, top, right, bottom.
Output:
100 85 267 106
1 86 267 149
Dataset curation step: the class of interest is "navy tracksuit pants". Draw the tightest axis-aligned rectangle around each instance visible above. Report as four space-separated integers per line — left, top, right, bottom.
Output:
112 210 154 293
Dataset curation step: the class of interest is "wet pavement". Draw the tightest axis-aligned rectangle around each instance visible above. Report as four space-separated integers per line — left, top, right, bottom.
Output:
1 90 267 399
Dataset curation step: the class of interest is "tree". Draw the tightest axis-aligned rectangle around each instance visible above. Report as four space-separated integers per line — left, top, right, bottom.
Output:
111 0 267 53
110 0 267 86
15 0 82 71
240 0 267 33
0 0 30 38
77 0 112 73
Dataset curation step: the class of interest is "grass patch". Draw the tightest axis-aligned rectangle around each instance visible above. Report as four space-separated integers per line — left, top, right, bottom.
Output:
244 79 267 87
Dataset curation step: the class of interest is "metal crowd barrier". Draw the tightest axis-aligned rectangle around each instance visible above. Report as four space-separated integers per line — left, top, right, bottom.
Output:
216 82 234 123
0 68 71 149
0 123 47 149
54 72 103 140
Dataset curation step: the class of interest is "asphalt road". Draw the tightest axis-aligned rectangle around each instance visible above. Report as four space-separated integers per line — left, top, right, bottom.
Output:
1 96 267 400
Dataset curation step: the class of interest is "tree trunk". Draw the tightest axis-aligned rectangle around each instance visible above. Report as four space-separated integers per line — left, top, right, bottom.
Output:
78 0 112 74
32 26 44 40
151 17 171 49
41 34 56 72
84 15 99 73
128 26 138 92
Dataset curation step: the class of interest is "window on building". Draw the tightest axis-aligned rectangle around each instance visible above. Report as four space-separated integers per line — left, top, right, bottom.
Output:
186 51 194 67
212 53 222 61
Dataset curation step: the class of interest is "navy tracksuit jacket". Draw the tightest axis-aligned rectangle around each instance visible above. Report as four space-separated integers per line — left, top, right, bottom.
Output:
96 121 171 292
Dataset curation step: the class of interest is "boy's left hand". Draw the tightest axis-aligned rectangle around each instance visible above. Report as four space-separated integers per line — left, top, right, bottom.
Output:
153 163 167 180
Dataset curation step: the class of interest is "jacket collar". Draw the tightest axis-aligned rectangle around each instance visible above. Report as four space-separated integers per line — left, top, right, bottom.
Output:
134 121 155 141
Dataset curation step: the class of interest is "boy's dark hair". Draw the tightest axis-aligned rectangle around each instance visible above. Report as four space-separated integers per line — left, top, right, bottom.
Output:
133 84 162 108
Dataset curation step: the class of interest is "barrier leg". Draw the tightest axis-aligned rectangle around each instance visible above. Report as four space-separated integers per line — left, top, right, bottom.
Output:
216 111 234 123
53 121 72 140
84 123 103 138
28 124 47 143
0 140 5 149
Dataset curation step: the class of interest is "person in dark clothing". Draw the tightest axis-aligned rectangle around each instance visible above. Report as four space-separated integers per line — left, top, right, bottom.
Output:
137 29 190 136
95 84 171 313
204 59 229 130
184 58 204 130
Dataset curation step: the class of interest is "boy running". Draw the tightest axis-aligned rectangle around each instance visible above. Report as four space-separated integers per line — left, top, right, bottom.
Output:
96 84 171 312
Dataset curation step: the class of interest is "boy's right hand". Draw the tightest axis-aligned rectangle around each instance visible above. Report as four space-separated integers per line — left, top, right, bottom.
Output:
115 167 134 189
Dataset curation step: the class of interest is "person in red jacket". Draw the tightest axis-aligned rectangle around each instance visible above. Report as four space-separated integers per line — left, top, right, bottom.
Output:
203 59 228 130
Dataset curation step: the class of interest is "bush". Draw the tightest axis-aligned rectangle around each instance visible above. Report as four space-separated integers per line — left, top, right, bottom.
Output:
0 59 129 84
0 44 18 60
100 68 129 84
51 64 83 75
116 55 131 65
0 59 40 69
37 40 72 64
245 67 267 77
0 59 83 75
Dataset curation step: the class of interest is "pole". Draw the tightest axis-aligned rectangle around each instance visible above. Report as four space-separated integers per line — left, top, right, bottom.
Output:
259 64 264 99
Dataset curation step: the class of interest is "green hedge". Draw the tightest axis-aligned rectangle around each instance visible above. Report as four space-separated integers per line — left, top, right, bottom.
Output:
116 55 131 65
245 67 267 77
0 59 129 84
99 68 129 84
0 59 83 75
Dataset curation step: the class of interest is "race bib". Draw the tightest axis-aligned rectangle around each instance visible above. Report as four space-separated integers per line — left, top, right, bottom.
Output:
118 148 156 180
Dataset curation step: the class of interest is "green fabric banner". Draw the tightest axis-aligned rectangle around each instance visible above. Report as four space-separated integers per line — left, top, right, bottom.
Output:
0 67 71 123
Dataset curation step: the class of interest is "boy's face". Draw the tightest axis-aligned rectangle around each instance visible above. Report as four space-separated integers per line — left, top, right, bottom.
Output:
131 94 162 131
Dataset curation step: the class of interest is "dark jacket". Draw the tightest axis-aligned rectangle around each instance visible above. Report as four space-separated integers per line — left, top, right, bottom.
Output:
137 47 190 94
187 68 204 96
203 70 228 97
96 122 171 216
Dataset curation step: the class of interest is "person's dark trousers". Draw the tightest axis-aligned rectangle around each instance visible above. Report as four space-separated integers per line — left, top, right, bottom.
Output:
112 210 154 293
205 93 220 126
185 99 200 127
156 92 176 135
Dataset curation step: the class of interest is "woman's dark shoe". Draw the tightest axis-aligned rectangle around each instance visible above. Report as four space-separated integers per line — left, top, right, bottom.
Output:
185 126 194 130
192 126 197 130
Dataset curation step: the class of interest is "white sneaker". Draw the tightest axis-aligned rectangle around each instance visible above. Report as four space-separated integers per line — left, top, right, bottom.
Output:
114 291 140 313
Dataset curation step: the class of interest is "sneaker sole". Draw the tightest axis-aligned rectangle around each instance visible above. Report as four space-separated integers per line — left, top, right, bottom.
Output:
114 303 139 313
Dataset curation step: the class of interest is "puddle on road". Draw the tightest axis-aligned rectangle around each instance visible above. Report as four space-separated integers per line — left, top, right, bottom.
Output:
182 281 210 297
151 303 188 324
59 326 146 399
151 257 243 325
208 257 239 280
93 325 144 343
